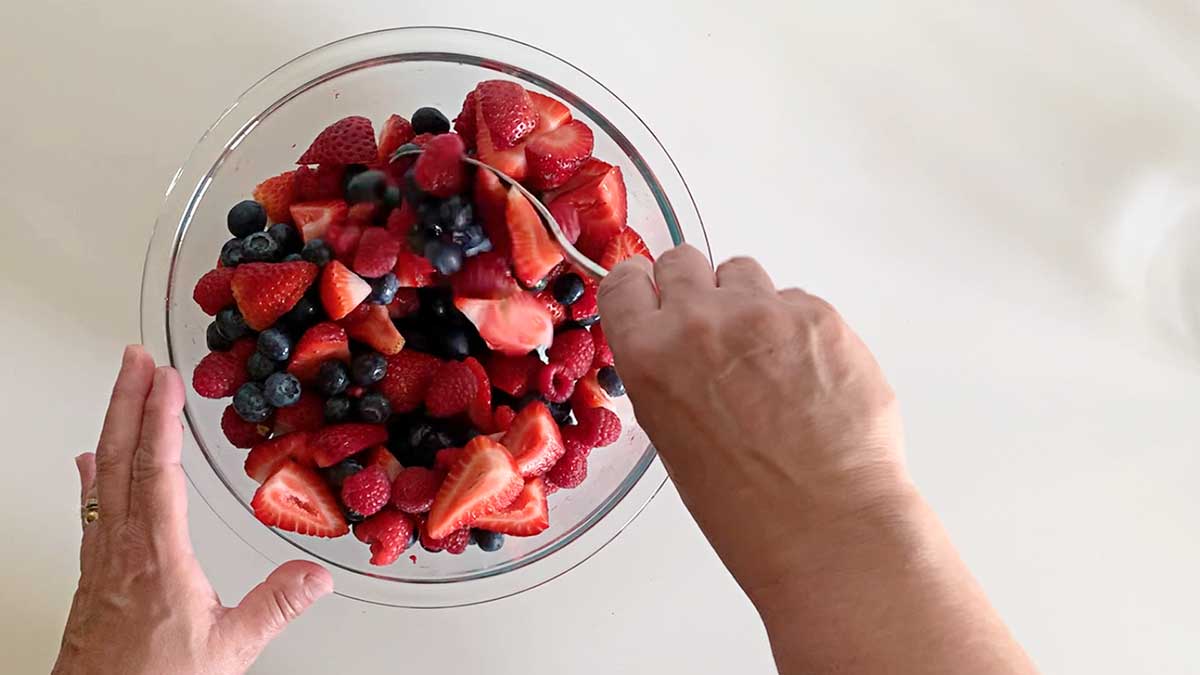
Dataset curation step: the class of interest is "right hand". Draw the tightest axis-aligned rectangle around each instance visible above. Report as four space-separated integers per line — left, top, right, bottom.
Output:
598 246 912 605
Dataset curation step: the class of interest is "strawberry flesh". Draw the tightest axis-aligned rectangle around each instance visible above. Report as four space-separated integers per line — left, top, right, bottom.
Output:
319 260 371 320
244 432 313 484
413 133 466 197
599 227 653 270
524 120 594 190
251 461 349 538
287 322 351 381
339 303 405 355
455 294 553 356
426 436 523 539
506 187 563 287
529 91 572 133
501 402 566 478
290 200 349 242
311 423 389 468
475 80 538 150
472 478 550 536
230 261 319 331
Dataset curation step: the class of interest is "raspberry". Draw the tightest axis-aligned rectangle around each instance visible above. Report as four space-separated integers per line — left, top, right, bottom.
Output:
535 362 576 403
193 352 248 399
425 360 476 418
221 405 267 448
421 525 470 554
193 267 235 316
574 407 621 447
591 323 614 368
434 447 464 472
413 133 466 198
486 353 540 397
341 465 391 518
493 405 516 433
392 467 443 514
570 278 599 322
352 228 402 278
353 509 415 566
547 329 595 380
380 351 442 413
546 440 588 489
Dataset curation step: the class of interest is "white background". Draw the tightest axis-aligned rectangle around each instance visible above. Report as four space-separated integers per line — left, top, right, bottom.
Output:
3 1 1199 673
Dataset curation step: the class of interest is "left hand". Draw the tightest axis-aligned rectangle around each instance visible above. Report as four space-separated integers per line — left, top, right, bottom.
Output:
53 345 333 675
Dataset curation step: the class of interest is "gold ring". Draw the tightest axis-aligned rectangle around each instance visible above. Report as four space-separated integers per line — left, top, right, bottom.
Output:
81 498 100 525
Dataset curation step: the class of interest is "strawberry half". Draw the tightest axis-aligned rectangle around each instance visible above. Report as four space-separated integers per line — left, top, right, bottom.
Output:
294 164 345 201
298 115 378 165
599 227 653 270
244 432 313 483
570 367 616 412
287 322 351 381
364 445 403 482
327 221 364 261
462 356 494 433
340 303 405 355
311 423 389 467
450 251 519 299
546 160 628 260
529 91 572 133
475 95 528 181
253 170 298 223
377 114 415 162
426 436 524 539
319 260 371 320
455 294 553 356
290 200 348 242
413 133 466 197
472 478 550 536
352 227 403 278
475 80 539 150
501 402 566 478
230 261 319 331
506 187 563 287
393 250 437 288
524 120 595 191
473 169 512 257
251 461 349 538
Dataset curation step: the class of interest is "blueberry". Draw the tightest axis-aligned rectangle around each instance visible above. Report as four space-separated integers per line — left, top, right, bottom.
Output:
473 530 505 552
324 395 353 423
351 353 387 386
440 326 471 361
575 314 600 327
424 240 463 276
268 222 302 254
256 328 292 362
383 184 403 209
241 231 280 262
343 507 366 524
419 287 454 318
357 392 392 424
282 253 304 262
547 400 574 426
597 366 625 397
460 227 493 258
322 457 364 490
300 239 332 266
439 197 473 232
346 169 389 204
282 296 321 329
219 238 245 267
233 383 272 423
215 307 249 341
342 164 369 196
368 273 400 305
553 273 586 306
246 351 278 381
227 200 266 238
411 107 451 135
206 322 233 351
263 372 302 407
316 361 350 396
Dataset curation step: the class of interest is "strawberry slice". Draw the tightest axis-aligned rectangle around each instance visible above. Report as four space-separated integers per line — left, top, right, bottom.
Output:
475 80 539 150
290 200 349 242
599 227 653 270
287 322 351 381
426 436 524 539
529 92 572 133
534 287 568 327
380 350 443 413
462 357 495 433
501 402 566 478
387 288 421 318
455 294 553 356
570 367 616 412
546 160 627 260
352 227 403 278
486 353 541 397
272 390 325 435
473 169 512 257
453 89 478 148
393 250 437 288
506 187 563 287
450 251 519 299
364 445 403 481
294 164 345 201
472 478 550 536
298 115 377 165
251 460 349 538
340 303 405 355
230 261 319 331
524 120 595 190
253 170 298 223
384 200 416 239
413 133 466 198
377 114 415 162
244 432 313 484
319 260 371 320
434 447 464 472
311 423 389 467
475 96 528 181
327 221 365 261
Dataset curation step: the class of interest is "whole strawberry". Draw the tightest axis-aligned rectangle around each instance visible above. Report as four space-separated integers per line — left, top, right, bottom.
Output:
193 352 248 399
298 116 378 165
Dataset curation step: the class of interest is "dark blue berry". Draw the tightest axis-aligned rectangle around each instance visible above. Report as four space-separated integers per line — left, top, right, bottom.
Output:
473 530 505 552
346 169 389 204
439 197 473 232
282 253 304 262
351 353 387 386
206 322 233 351
460 227 492 258
263 372 302 407
219 238 245 267
301 239 332 266
316 361 350 396
324 395 353 423
233 383 272 422
575 314 600 327
256 328 292 362
368 273 400 305
282 296 321 329
342 164 369 196
440 326 471 361
411 107 450 135
553 273 585 306
227 200 266 238
597 366 625 397
268 222 302 254
547 400 574 426
241 231 280 262
215 307 249 341
246 351 278 381
383 184 403 208
322 457 364 490
424 240 463 276
357 392 391 424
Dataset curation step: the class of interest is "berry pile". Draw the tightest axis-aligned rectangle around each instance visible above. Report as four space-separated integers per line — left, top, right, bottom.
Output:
191 81 648 566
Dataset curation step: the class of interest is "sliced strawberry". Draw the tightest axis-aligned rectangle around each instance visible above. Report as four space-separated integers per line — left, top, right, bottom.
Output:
298 115 377 165
413 133 466 198
453 89 478 148
534 287 568 327
501 402 566 478
426 436 523 539
472 478 549 536
391 466 443 514
251 461 349 538
324 220 363 261
253 170 298 223
570 275 599 323
339 302 405 355
462 357 494 433
599 227 653 270
544 157 614 201
486 353 541 397
393 250 437 288
311 423 389 467
244 432 313 483
230 261 319 331
570 367 616 412
529 91 572 133
455 294 554 356
548 198 582 244
493 405 516 433
546 161 627 259
287 322 351 381
352 227 403 278
473 169 512 257
450 251 519 299
385 200 416 238
272 389 325 435
475 80 538 150
475 96 528 181
289 200 348 242
294 163 345 201
377 114 415 162
319 260 371 320
346 202 379 227
506 187 563 287
380 350 443 413
387 288 421 318
193 267 235 316
364 445 403 482
524 120 594 190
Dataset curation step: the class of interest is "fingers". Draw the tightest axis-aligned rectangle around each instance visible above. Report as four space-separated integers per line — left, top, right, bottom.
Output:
220 561 333 663
130 367 188 545
598 255 658 332
653 244 714 303
76 453 96 505
94 345 157 524
716 257 776 293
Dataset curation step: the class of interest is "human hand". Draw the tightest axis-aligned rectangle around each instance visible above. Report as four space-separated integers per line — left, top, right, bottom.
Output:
53 346 333 675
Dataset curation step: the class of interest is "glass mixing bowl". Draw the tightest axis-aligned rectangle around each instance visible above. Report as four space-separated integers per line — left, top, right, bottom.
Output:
140 26 707 608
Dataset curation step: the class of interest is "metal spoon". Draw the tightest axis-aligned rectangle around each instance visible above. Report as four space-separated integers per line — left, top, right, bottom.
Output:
392 146 608 279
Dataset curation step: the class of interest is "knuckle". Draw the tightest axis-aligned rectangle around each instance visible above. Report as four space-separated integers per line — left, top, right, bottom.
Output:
269 586 305 627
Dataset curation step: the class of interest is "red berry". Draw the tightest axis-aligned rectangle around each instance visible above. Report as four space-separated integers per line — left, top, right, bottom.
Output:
453 89 478 147
524 120 595 191
230 261 320 331
545 440 589 490
391 466 443 514
573 406 622 447
475 81 539 150
570 277 599 323
472 478 550 536
493 405 516 433
294 164 345 201
535 362 576 403
354 509 415 566
425 360 476 418
419 524 470 555
434 447 464 472
221 405 267 448
253 170 298 223
311 423 389 468
290 199 348 242
341 465 392 518
245 432 314 484
486 353 540 397
352 228 402 278
547 329 595 380
426 436 523 539
193 267 235 316
387 288 421 319
229 337 258 363
394 250 438 288
591 323 614 368
251 461 349 538
455 294 554 357
377 114 415 162
379 350 442 413
272 390 325 435
534 287 568 327
599 227 653 270
340 303 405 356
193 351 248 399
413 133 466 198
298 115 378 165
506 187 563 288
287 322 351 382
319 260 371 321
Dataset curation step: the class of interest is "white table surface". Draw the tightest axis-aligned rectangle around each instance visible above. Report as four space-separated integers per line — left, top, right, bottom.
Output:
4 1 1199 673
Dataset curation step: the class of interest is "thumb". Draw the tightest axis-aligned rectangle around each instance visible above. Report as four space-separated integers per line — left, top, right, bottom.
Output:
219 560 333 661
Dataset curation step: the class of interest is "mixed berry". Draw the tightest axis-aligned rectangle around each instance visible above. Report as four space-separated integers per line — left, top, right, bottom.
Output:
189 80 653 566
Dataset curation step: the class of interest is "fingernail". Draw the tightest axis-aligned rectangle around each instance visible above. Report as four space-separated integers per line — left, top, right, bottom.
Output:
121 345 138 368
74 455 86 474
